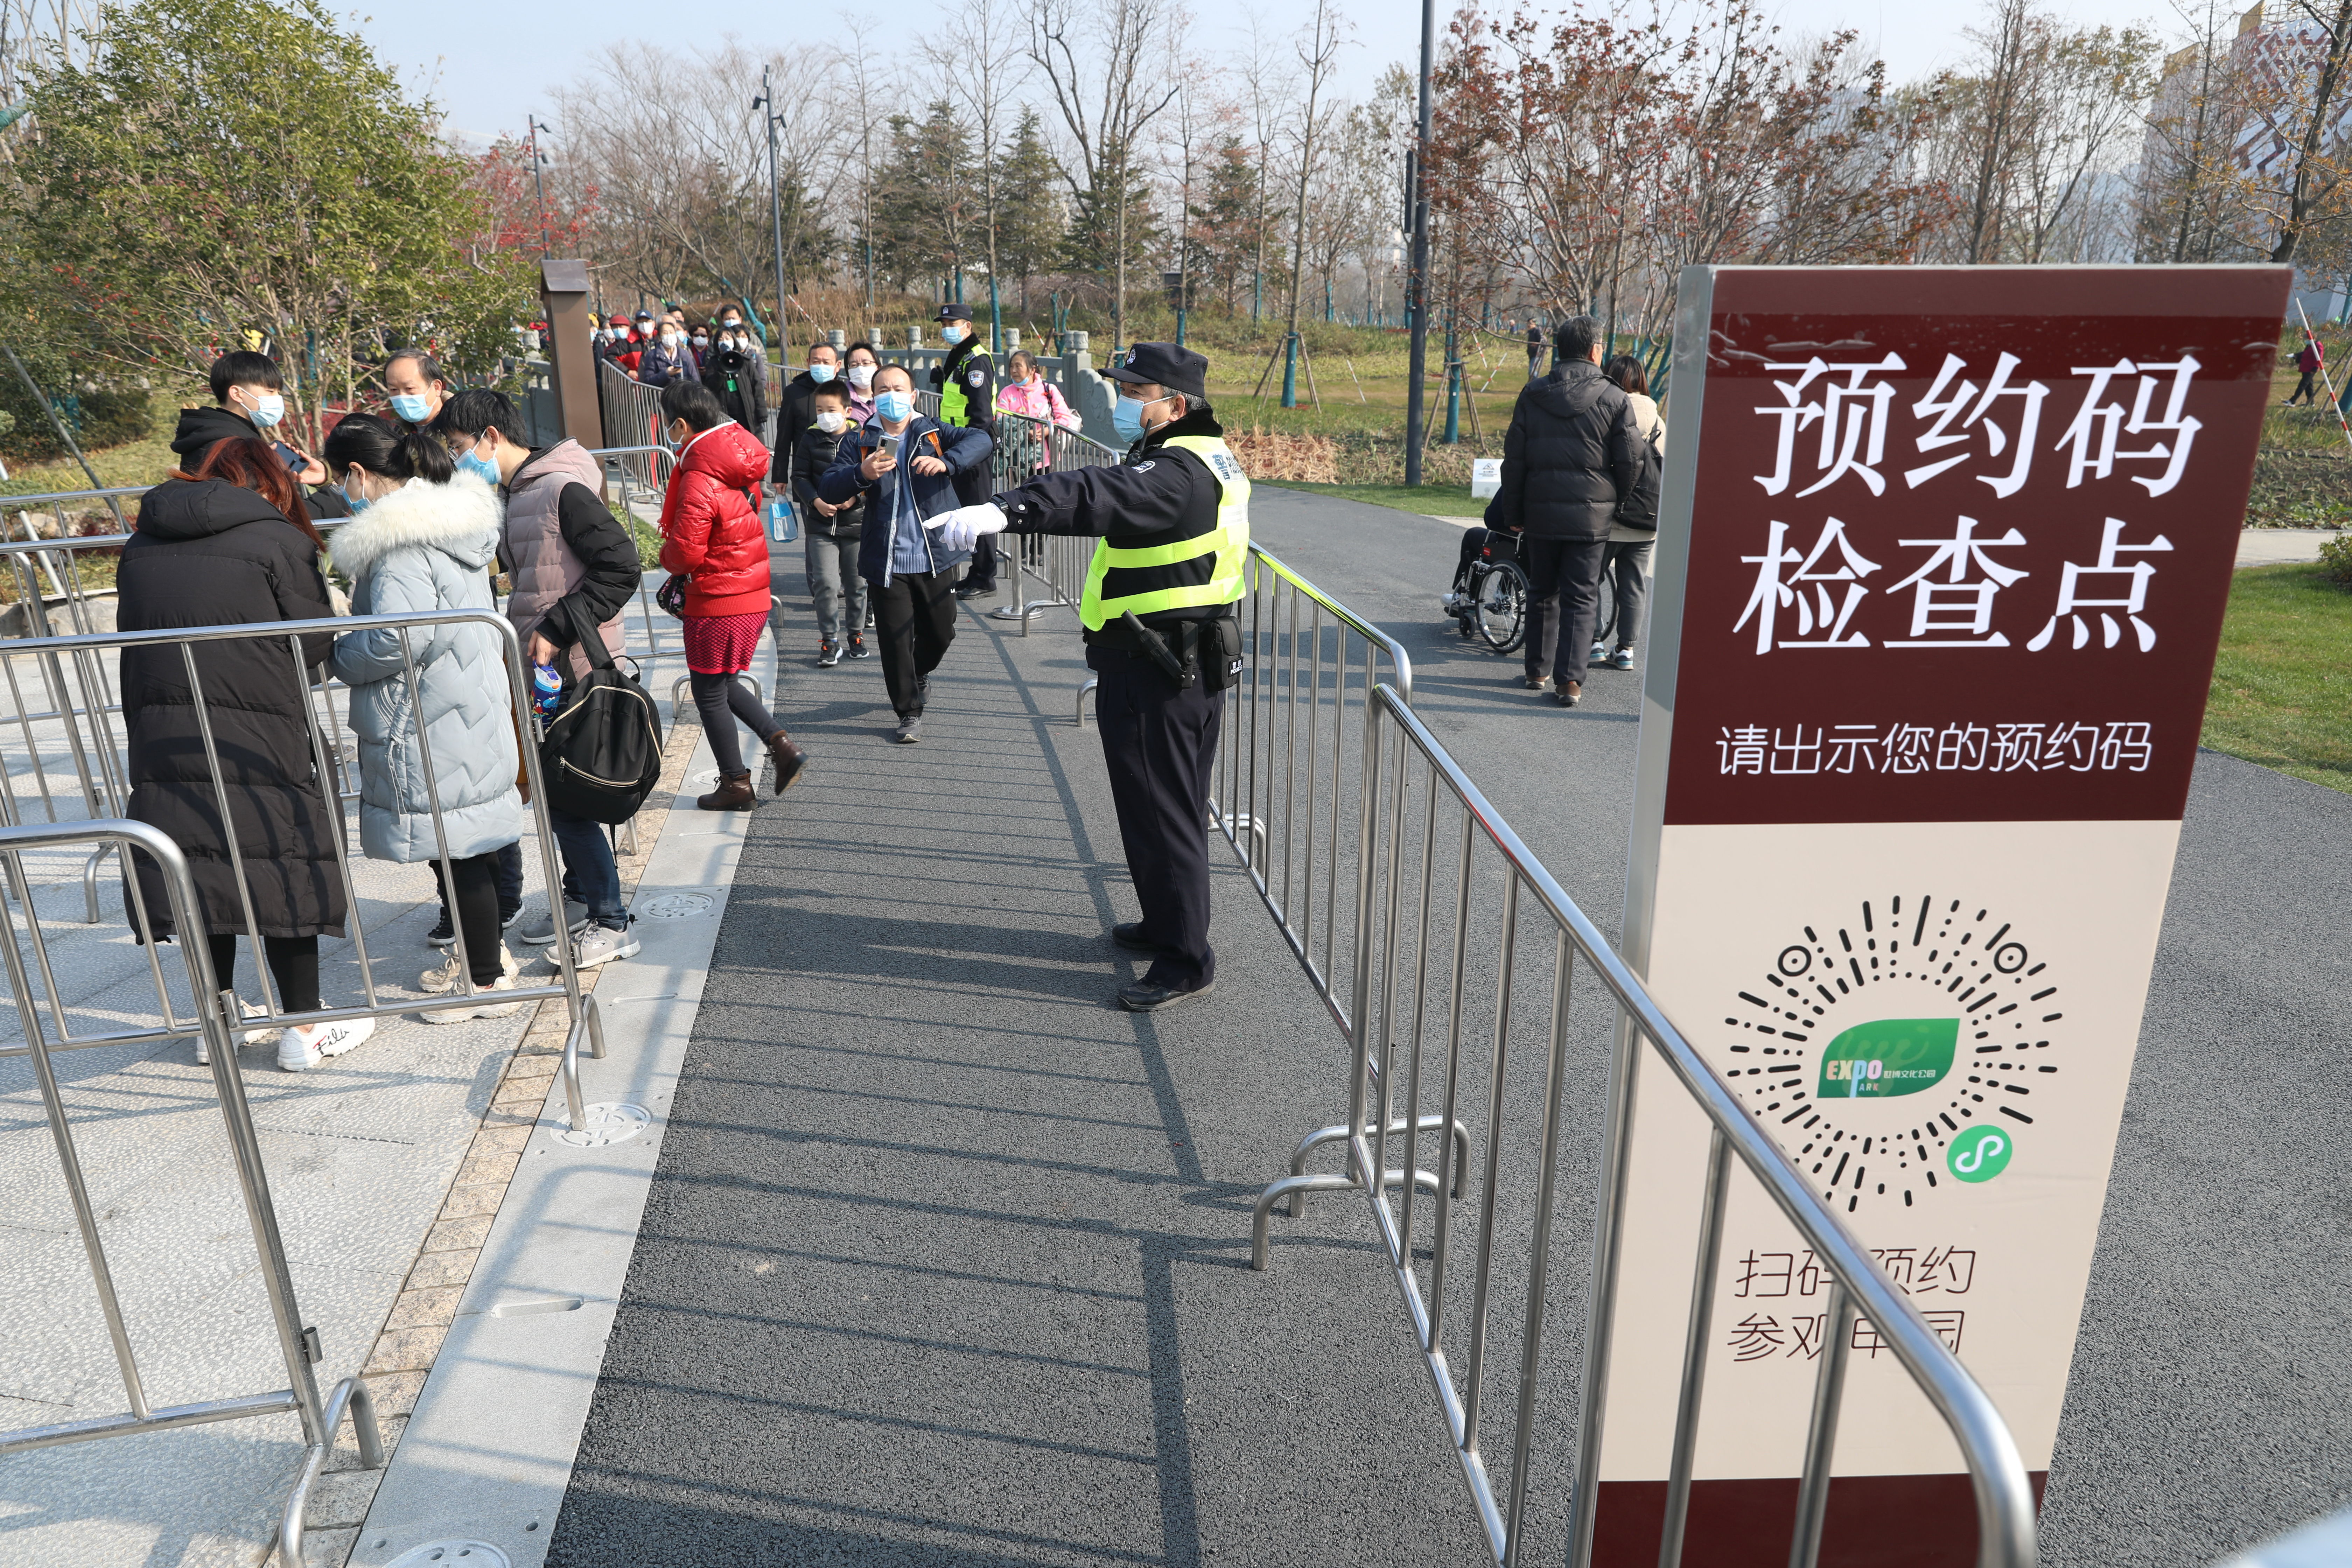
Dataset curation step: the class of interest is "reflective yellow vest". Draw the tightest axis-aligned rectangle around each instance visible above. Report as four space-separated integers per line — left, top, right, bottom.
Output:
1078 434 1251 631
939 347 990 427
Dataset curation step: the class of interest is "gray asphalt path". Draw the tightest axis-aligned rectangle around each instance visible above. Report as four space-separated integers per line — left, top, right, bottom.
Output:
546 488 2350 1568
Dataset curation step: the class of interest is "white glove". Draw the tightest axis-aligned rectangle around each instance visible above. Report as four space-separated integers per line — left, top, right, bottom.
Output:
934 502 1010 552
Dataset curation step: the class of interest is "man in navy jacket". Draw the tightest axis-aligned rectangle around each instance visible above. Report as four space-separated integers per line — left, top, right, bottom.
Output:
818 363 992 743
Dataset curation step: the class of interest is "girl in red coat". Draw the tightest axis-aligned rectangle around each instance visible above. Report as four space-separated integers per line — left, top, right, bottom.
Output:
658 381 810 808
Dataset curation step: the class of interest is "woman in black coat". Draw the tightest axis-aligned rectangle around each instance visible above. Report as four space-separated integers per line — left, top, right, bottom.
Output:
704 324 769 435
118 435 371 1072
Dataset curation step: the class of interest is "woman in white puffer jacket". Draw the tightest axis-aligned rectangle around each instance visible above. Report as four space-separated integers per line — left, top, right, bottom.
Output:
325 413 525 1021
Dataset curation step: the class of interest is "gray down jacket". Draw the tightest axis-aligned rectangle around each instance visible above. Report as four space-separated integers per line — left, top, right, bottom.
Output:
326 472 525 864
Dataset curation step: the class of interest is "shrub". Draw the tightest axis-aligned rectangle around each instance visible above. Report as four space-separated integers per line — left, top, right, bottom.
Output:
2317 531 2352 588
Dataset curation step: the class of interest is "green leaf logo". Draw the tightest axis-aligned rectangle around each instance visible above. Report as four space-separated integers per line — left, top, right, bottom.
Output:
1816 1018 1959 1100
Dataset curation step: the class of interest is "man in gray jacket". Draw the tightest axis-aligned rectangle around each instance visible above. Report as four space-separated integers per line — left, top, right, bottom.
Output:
1493 314 1644 707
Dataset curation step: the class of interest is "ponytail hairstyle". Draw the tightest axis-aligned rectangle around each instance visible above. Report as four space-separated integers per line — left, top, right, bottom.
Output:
323 411 456 489
168 436 320 547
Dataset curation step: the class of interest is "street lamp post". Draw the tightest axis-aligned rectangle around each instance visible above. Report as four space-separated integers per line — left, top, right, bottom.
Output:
1403 0 1434 487
751 67 792 361
524 114 554 254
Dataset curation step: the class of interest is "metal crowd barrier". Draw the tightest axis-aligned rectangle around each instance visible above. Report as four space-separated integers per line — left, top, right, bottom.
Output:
0 818 384 1567
988 412 1122 638
1242 680 2037 1568
0 610 608 1130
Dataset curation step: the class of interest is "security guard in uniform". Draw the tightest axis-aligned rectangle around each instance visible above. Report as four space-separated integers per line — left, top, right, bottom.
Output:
929 303 1002 601
935 343 1246 1013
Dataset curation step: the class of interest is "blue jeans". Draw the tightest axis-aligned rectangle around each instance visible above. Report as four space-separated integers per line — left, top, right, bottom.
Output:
550 807 625 929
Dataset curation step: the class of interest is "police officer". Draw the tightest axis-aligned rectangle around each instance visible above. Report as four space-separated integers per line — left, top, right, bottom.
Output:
934 343 1246 1013
929 302 1002 601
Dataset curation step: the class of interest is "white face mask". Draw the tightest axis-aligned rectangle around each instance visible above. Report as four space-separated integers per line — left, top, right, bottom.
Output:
661 330 681 346
246 390 285 428
847 363 875 388
816 409 846 433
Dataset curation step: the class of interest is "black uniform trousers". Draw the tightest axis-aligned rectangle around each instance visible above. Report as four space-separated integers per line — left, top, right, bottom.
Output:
1091 645 1223 992
1523 536 1611 685
954 462 999 587
869 569 957 717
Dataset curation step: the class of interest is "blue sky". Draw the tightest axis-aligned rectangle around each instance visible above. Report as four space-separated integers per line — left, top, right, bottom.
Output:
355 0 2184 151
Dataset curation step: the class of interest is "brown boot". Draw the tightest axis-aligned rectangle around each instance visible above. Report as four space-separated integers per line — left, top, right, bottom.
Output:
765 733 809 794
697 771 756 810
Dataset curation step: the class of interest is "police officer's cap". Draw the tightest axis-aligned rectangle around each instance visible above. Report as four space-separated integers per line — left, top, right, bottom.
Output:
934 302 975 324
1106 342 1208 401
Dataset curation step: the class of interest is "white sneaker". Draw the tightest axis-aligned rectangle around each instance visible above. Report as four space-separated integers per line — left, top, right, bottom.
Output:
278 1016 377 1072
564 924 640 969
420 945 520 994
237 1000 281 1047
421 975 526 1023
519 900 590 947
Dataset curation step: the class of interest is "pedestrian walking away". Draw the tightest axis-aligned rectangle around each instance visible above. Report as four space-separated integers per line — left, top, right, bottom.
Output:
658 379 810 807
2288 337 2326 406
117 434 369 1073
322 415 528 1024
933 342 1245 1013
793 379 869 667
817 363 993 744
1592 352 1663 674
1494 314 1643 707
929 302 1001 601
433 387 644 969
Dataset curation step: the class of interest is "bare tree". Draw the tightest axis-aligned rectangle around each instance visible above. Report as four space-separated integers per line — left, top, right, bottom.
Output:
1024 0 1184 348
926 0 1027 341
1279 0 1349 366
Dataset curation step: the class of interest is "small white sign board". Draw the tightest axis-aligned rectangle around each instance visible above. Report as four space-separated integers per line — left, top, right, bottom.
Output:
1470 458 1503 499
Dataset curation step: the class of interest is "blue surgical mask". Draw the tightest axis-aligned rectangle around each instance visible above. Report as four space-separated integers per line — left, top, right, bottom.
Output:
389 393 431 424
455 449 502 486
940 323 967 346
247 392 285 429
341 485 371 514
1113 395 1158 444
876 390 914 423
809 363 836 384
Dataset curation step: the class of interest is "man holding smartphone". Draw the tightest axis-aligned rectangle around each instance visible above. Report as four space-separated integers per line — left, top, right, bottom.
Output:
815 363 993 743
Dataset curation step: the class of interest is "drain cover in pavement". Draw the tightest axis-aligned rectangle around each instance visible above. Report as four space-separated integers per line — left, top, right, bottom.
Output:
555 1101 651 1148
686 768 720 789
387 1545 509 1568
640 892 715 919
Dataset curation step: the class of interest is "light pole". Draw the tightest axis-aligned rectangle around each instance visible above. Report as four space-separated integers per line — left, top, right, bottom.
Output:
750 67 791 360
524 114 554 254
1403 0 1434 488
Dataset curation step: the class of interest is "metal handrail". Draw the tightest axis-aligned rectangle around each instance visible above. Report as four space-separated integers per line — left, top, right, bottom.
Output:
0 609 608 1127
1252 681 2037 1568
0 817 386 1559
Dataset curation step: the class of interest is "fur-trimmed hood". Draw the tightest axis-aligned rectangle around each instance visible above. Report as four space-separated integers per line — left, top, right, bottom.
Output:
327 471 502 581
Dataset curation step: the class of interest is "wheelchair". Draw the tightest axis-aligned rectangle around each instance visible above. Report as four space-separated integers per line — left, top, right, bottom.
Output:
1445 528 1618 658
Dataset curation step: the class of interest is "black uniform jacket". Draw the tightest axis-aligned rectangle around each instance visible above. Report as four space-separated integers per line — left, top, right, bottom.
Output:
993 408 1230 652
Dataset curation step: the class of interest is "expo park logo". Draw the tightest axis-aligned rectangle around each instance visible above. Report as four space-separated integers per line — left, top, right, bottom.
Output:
1718 894 2058 1213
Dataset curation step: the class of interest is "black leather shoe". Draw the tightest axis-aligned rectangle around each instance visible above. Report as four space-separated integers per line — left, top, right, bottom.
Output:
1112 922 1166 952
1118 979 1215 1013
955 581 997 600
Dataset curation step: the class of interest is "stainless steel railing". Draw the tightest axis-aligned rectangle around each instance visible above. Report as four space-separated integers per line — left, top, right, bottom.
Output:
1245 682 2038 1568
0 817 385 1566
0 610 608 1129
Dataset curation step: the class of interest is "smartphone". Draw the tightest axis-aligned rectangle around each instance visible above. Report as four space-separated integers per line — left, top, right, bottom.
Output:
881 433 903 461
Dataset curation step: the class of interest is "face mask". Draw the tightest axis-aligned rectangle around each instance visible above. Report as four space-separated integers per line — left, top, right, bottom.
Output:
808 363 836 384
246 391 285 429
847 363 875 389
693 334 708 348
940 323 967 345
661 331 681 347
1113 394 1165 444
389 392 432 424
455 448 502 486
816 409 846 433
341 484 371 514
721 319 742 332
875 390 913 423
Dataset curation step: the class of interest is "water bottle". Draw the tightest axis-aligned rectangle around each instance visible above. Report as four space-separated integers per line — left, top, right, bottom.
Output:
531 660 563 722
767 496 799 544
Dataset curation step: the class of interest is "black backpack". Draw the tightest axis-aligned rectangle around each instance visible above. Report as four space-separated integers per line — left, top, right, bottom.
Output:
538 616 664 824
1614 419 1664 531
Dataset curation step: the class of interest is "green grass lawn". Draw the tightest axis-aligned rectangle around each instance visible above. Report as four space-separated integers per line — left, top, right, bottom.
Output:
1257 479 1489 517
2203 562 2352 794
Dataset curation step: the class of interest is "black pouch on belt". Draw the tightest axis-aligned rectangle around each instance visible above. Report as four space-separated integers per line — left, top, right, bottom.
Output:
1197 616 1244 693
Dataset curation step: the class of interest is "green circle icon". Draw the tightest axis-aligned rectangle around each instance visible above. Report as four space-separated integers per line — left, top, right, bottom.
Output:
1947 1124 2014 1183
